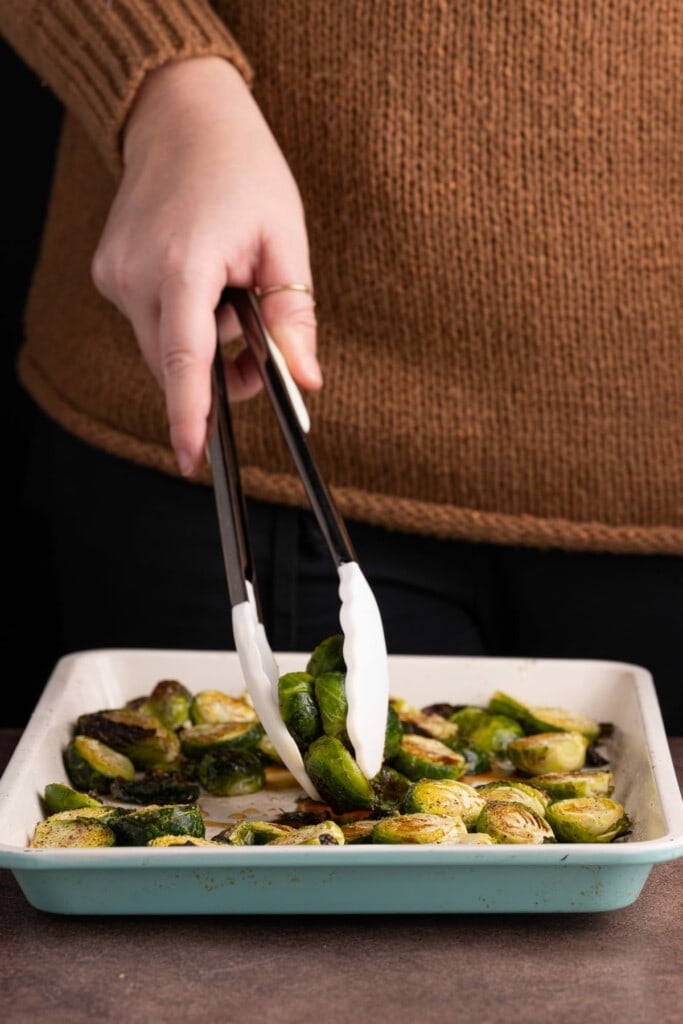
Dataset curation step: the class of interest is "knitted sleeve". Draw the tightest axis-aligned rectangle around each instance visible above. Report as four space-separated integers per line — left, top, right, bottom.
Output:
0 0 252 173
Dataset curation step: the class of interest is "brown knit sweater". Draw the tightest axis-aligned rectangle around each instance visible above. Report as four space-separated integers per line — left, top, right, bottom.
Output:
3 1 682 554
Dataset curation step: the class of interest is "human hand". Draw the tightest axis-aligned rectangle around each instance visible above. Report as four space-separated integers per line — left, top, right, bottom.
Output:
91 56 321 477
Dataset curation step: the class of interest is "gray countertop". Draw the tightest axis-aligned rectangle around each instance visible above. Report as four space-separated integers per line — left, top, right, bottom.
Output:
1 729 681 1024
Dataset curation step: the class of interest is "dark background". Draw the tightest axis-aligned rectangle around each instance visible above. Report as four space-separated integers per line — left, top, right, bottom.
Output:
3 38 64 726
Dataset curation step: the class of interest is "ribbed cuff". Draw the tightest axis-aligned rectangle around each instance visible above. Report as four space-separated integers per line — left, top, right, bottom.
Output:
34 0 252 174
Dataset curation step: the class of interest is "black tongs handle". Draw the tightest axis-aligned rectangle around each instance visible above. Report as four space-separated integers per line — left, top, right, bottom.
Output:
219 287 357 568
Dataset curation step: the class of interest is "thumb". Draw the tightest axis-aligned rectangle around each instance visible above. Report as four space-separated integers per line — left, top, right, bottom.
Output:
256 283 322 391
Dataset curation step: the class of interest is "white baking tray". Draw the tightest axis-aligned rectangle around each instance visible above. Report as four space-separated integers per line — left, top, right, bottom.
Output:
0 649 681 915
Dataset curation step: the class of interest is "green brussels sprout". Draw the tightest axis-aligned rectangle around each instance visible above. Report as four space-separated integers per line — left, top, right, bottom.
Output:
305 634 346 677
303 735 375 812
31 816 116 848
340 820 378 844
179 721 264 757
111 804 205 846
189 689 258 725
41 806 124 826
390 734 468 782
64 735 136 793
148 679 192 730
76 709 181 768
197 749 266 796
529 769 614 800
109 770 200 805
391 699 460 745
42 782 103 814
277 672 323 751
545 797 631 843
371 813 468 845
314 670 348 738
446 740 490 774
447 705 488 736
507 731 589 776
475 779 550 818
401 778 487 828
383 704 404 761
269 821 346 845
467 713 525 761
213 820 297 845
370 764 412 813
487 691 601 741
475 800 557 844
147 835 217 847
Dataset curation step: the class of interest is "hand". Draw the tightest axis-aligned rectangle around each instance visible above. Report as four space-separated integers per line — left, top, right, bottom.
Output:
91 56 321 477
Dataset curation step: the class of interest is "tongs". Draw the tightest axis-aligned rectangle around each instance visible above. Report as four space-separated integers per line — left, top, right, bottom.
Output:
207 287 389 799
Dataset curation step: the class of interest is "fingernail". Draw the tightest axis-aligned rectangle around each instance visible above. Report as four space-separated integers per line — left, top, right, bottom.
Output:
177 451 194 477
301 352 323 386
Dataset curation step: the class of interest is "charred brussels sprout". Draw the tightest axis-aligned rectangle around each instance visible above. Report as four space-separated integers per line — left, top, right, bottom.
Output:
278 672 323 751
371 813 468 845
197 749 266 796
64 735 135 793
530 770 614 800
76 709 181 768
391 699 460 745
189 689 258 725
340 820 378 844
314 671 348 738
43 782 103 814
111 804 205 846
148 679 192 730
545 797 631 843
179 721 264 758
507 731 589 776
476 800 556 844
214 820 296 845
487 691 601 741
370 765 412 813
109 770 200 805
269 821 346 845
304 735 375 812
401 778 486 828
31 816 116 848
305 634 346 677
147 835 217 847
390 734 468 782
383 704 404 760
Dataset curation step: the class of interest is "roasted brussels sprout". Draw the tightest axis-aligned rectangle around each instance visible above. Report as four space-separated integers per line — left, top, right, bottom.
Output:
340 819 378 844
213 820 296 845
390 734 468 781
269 821 346 845
475 800 556 844
383 704 404 761
487 691 601 741
447 705 488 736
314 671 348 738
189 689 258 725
305 634 346 677
76 709 181 768
64 735 135 793
370 765 412 813
147 835 217 847
401 778 486 828
467 713 525 762
178 721 264 757
110 804 205 846
507 730 589 775
545 796 631 843
148 679 192 730
197 749 266 796
304 735 375 812
475 779 550 818
529 769 614 800
109 770 200 805
42 782 103 814
391 699 460 745
31 815 116 848
371 813 468 845
277 672 323 751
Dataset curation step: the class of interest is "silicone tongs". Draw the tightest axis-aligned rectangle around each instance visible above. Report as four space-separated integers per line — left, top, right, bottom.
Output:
207 287 389 799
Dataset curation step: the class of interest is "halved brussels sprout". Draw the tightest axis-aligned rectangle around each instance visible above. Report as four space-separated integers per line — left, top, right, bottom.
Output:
340 820 378 844
401 778 486 828
269 821 346 845
110 804 205 846
109 770 200 805
197 749 266 796
213 820 296 845
370 765 412 813
147 835 217 847
179 721 264 758
545 797 631 843
467 713 525 760
446 740 490 775
257 732 285 765
31 816 116 848
390 734 468 782
391 699 460 745
529 769 614 800
305 634 346 677
148 679 192 730
487 691 601 741
507 731 589 776
314 671 348 738
278 672 323 751
42 806 124 825
475 779 550 818
475 800 556 844
76 709 181 768
447 705 488 736
64 735 136 793
189 689 258 725
371 813 468 845
43 782 103 814
383 704 404 761
304 735 375 812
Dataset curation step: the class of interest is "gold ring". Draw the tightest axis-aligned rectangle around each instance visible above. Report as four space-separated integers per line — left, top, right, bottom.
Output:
255 283 315 300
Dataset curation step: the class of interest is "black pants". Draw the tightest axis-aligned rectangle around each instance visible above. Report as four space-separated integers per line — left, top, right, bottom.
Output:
20 414 683 733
